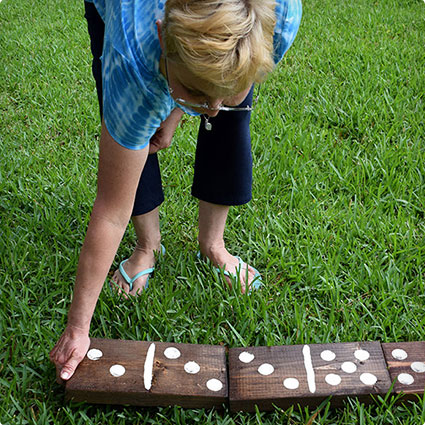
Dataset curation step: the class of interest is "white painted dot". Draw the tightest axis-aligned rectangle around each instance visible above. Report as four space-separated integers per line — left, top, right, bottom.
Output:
320 350 336 361
283 378 300 390
164 347 181 360
258 363 274 376
109 364 126 377
341 361 357 374
398 373 414 385
411 362 425 373
360 372 377 386
325 373 342 386
206 379 223 392
354 349 370 362
184 361 200 374
87 348 103 361
391 349 408 360
239 351 255 363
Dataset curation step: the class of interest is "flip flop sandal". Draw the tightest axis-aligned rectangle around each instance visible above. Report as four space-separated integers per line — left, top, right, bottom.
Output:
197 252 262 293
111 245 165 292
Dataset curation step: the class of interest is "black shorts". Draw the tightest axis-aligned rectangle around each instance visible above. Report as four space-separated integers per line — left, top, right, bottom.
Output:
84 1 253 215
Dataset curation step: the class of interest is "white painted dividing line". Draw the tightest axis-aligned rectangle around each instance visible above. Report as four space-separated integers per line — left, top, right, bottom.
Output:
144 343 156 390
302 345 316 393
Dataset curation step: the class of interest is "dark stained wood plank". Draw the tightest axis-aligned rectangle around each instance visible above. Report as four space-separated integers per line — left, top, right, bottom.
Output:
65 338 228 409
229 342 392 412
382 342 425 400
65 339 425 411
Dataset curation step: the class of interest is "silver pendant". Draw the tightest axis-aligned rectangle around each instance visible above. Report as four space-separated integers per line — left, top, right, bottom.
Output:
204 117 212 131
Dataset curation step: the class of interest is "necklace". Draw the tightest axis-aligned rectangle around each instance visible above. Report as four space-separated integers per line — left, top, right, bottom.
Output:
204 115 212 131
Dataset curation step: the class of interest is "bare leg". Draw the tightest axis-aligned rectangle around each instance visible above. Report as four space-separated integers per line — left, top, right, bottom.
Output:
111 207 161 296
197 200 258 293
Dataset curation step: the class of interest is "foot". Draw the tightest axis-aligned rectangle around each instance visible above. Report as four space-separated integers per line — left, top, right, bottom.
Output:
111 242 161 296
199 244 260 294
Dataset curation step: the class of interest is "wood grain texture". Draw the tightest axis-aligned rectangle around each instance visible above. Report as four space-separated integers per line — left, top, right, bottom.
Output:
65 338 228 408
64 339 425 411
382 342 425 401
229 342 392 412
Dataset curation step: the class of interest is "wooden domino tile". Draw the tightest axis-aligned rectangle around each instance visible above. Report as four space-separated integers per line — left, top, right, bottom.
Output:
65 339 425 411
228 342 392 412
65 338 228 409
382 342 425 400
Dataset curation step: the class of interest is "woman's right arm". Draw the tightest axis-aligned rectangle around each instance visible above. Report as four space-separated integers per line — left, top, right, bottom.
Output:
49 121 150 381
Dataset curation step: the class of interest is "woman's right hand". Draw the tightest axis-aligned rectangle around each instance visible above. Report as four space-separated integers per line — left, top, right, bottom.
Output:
49 325 91 383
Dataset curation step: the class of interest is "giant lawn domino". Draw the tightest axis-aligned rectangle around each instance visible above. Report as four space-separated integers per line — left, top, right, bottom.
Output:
65 338 425 411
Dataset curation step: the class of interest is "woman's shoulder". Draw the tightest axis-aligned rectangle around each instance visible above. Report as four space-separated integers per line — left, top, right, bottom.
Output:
98 0 165 66
273 0 303 63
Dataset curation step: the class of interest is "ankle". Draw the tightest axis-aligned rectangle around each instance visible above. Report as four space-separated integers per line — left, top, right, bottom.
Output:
135 237 161 253
198 239 227 262
129 239 161 263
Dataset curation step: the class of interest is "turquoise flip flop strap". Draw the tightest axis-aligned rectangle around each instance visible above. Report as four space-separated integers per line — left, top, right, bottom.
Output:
119 259 154 292
198 253 262 293
225 256 262 292
118 244 165 292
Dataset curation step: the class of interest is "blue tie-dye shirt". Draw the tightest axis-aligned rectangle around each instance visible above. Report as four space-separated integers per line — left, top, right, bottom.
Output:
85 0 302 150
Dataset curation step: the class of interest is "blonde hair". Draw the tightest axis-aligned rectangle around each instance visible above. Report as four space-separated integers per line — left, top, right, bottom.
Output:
163 0 276 96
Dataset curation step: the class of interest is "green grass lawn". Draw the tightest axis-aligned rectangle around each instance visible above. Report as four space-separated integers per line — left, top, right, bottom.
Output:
1 0 424 423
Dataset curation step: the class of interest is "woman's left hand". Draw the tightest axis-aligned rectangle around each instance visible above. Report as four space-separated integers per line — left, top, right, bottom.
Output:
149 108 184 154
